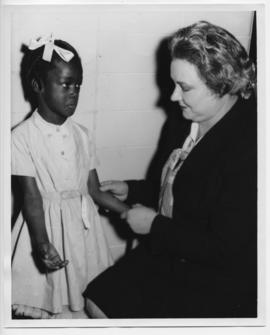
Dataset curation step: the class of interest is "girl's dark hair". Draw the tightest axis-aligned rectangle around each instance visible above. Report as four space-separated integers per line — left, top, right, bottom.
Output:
20 39 83 108
169 21 256 99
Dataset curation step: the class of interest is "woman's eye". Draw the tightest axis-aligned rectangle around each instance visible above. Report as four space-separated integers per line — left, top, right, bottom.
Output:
181 86 190 92
62 83 69 88
75 84 81 89
175 83 190 93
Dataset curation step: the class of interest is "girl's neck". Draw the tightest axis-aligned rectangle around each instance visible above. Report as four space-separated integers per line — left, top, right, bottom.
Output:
37 107 68 126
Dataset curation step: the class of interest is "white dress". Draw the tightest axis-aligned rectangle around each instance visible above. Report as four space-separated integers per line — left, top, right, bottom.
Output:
11 111 113 318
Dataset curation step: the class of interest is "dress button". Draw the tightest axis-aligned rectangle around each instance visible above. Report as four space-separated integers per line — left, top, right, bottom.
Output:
56 128 60 132
61 151 65 155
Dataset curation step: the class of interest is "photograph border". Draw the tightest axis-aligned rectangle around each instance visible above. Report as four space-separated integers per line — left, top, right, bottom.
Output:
1 0 269 334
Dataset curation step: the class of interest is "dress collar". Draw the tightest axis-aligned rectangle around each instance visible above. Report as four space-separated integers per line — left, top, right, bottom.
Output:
33 110 71 137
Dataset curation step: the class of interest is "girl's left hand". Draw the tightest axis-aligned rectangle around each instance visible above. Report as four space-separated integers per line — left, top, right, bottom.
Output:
121 204 157 235
36 242 69 271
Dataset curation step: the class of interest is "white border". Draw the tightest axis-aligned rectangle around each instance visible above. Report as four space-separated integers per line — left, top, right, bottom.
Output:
1 0 269 334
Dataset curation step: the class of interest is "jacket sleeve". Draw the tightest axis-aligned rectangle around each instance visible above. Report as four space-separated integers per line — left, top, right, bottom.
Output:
125 115 190 209
149 141 257 267
126 179 160 209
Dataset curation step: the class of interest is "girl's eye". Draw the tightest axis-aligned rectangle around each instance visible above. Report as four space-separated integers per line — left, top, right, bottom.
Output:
61 83 81 89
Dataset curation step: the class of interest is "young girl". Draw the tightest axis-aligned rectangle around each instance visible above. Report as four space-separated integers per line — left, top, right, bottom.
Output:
11 35 129 319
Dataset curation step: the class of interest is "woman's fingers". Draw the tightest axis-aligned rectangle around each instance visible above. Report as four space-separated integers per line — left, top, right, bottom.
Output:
100 180 128 201
99 185 113 192
99 180 115 192
100 180 114 186
121 204 142 220
123 206 157 235
132 203 143 208
120 211 127 220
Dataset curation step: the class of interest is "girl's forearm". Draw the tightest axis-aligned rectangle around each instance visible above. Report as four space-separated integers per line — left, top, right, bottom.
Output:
23 195 49 245
92 191 129 214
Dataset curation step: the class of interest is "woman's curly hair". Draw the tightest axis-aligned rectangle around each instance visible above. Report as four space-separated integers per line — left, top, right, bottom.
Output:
169 21 256 99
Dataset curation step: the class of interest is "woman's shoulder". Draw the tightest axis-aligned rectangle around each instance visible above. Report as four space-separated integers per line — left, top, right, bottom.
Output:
217 95 256 143
221 97 257 167
235 96 257 144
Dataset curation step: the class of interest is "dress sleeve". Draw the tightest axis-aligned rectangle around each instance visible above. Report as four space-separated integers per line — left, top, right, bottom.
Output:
11 128 36 177
87 129 99 170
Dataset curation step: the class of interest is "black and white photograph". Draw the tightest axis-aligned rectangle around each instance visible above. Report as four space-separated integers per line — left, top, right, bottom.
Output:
0 0 268 334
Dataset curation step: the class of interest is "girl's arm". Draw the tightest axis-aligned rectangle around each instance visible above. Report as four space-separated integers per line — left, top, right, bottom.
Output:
87 169 129 214
16 176 68 270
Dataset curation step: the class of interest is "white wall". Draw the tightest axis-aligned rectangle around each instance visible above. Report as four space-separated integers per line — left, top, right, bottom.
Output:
10 5 254 260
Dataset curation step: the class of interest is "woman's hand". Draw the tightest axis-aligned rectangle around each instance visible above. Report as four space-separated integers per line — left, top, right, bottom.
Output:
99 180 129 201
121 204 157 235
36 242 69 271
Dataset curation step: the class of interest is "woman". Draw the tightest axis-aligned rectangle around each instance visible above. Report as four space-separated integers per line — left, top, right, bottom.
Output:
83 21 257 318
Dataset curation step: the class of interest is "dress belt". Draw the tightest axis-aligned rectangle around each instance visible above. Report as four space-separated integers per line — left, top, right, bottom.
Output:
41 189 92 229
41 189 87 201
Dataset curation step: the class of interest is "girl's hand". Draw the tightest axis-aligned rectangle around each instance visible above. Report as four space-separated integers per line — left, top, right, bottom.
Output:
121 204 157 235
100 180 129 201
36 242 69 271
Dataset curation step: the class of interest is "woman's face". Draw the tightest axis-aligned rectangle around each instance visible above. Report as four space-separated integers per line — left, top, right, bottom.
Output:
170 58 228 129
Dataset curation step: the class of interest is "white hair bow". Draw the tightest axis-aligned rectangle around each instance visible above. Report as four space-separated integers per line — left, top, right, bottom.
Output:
28 34 74 62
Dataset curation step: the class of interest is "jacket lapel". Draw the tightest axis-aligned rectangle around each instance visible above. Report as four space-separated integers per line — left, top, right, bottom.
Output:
172 97 254 212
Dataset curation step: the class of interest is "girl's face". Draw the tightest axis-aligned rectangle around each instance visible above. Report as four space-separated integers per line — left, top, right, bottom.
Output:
170 58 229 132
38 60 82 125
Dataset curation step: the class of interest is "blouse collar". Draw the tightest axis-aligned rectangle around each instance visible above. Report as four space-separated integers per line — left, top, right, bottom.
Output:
190 122 199 143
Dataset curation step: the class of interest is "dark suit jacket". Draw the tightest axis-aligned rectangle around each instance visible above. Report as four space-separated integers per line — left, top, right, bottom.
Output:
127 96 257 317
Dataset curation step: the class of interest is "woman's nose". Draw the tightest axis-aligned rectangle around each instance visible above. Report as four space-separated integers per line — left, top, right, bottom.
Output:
170 86 182 102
